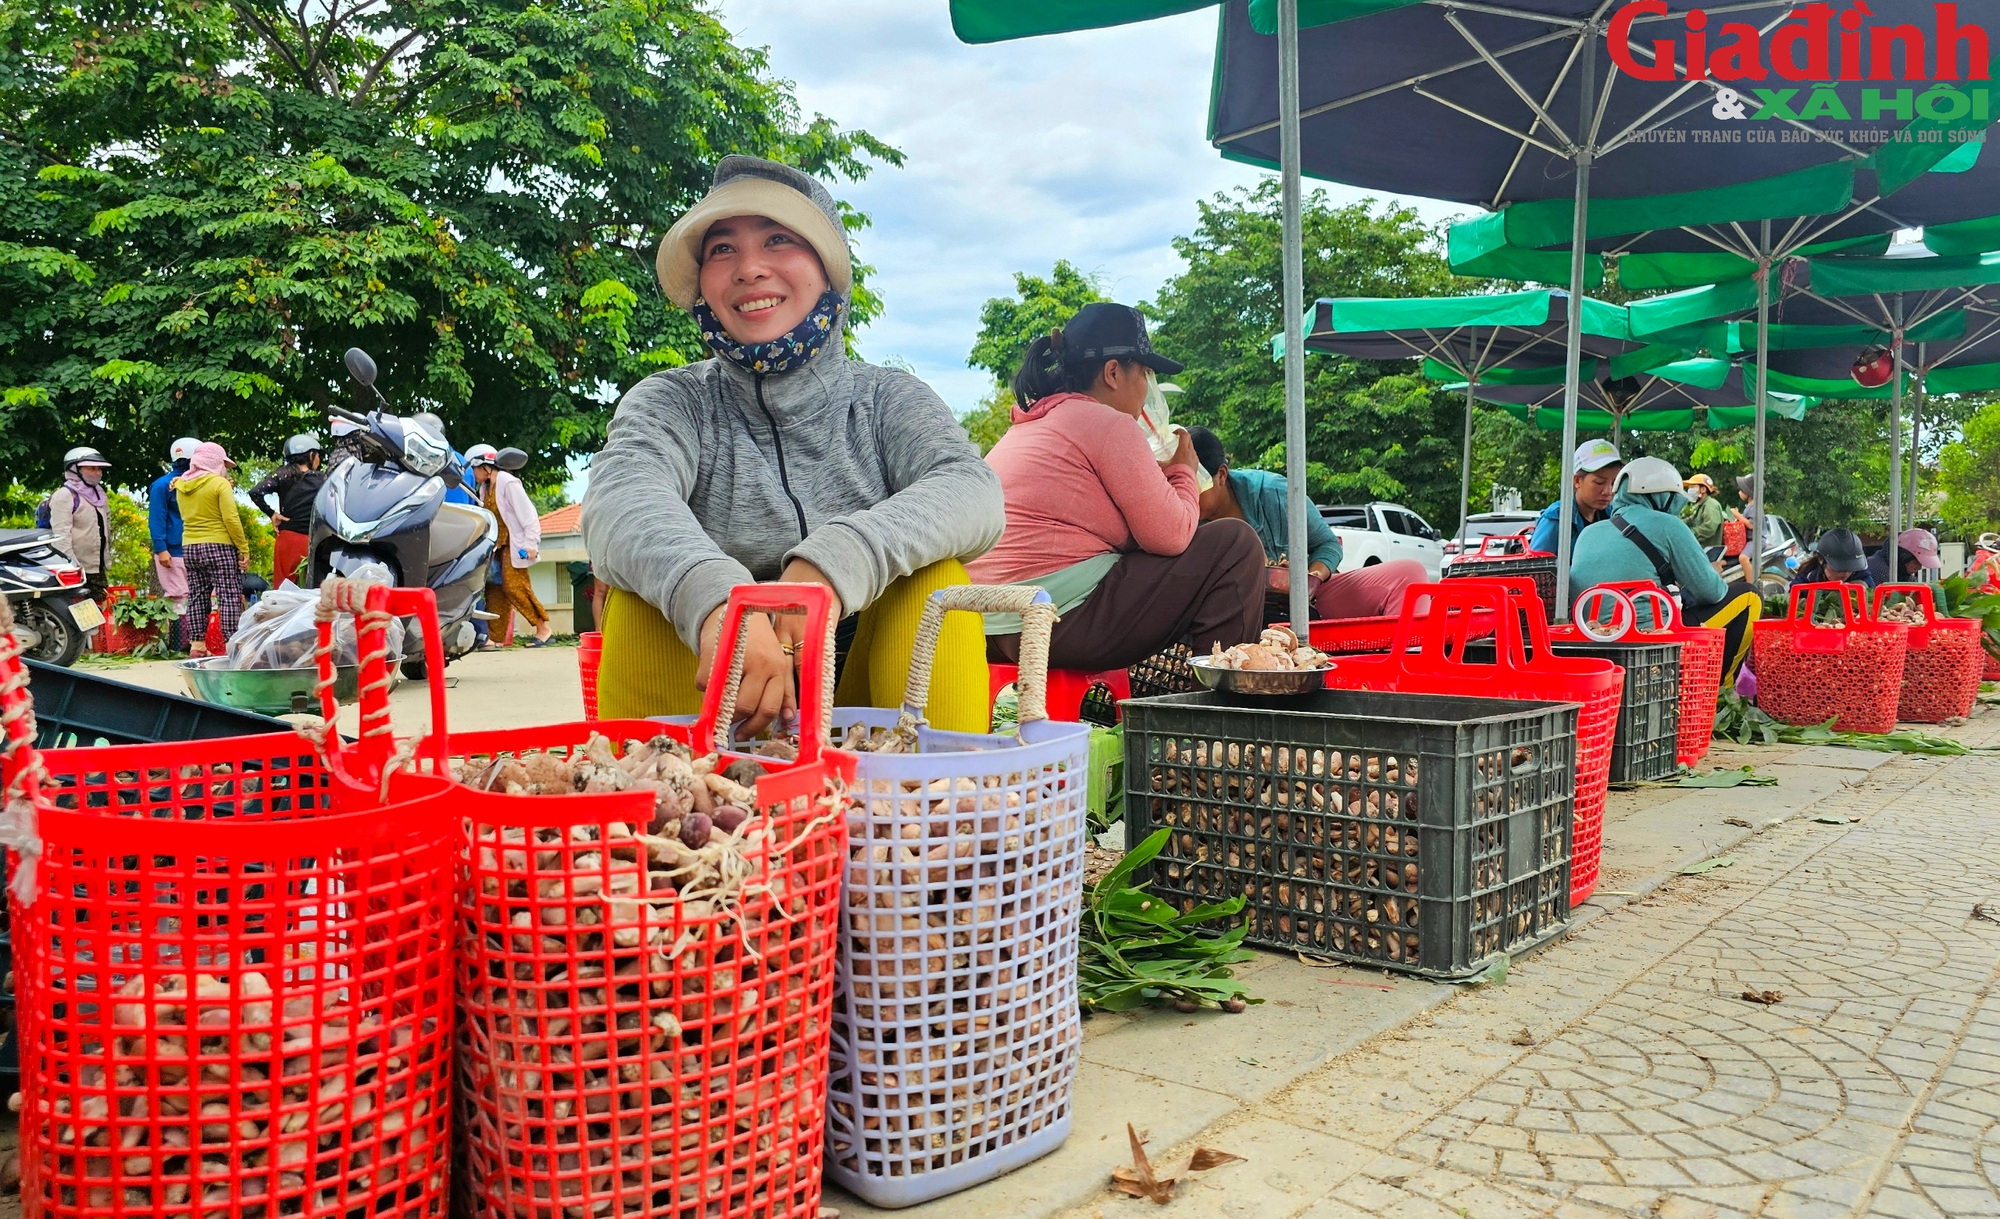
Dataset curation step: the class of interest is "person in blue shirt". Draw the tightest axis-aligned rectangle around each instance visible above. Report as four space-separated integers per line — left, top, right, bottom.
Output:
148 437 199 651
1188 427 1425 620
1528 438 1623 555
1569 456 1761 685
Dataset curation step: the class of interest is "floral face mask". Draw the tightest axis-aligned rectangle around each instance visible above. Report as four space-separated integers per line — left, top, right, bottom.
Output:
692 290 843 375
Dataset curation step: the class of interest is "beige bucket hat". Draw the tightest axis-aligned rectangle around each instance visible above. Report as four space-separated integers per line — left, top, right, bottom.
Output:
656 155 853 310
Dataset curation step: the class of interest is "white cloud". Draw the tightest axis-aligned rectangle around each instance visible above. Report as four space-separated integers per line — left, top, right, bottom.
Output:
717 0 1459 415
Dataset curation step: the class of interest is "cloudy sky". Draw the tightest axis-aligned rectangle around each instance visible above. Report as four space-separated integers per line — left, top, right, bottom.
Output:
719 0 1462 416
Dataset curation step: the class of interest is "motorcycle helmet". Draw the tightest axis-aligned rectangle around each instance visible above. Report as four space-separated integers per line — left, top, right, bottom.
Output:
170 437 201 463
330 417 361 437
465 444 499 467
495 447 529 472
1812 527 1867 574
63 446 111 470
283 433 322 462
412 411 447 443
1614 455 1684 497
1852 345 1896 389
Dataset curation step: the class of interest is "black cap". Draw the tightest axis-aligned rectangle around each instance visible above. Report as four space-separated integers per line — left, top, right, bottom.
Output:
1062 303 1183 376
1814 527 1866 571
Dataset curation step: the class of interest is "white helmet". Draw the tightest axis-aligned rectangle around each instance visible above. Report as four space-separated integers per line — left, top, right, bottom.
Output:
465 443 499 467
1616 456 1685 497
170 437 201 462
330 417 361 436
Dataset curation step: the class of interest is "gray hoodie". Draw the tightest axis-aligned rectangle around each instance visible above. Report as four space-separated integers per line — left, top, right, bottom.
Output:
582 321 1005 648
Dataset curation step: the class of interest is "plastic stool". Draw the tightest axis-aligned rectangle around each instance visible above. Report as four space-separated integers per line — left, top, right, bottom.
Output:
988 663 1131 723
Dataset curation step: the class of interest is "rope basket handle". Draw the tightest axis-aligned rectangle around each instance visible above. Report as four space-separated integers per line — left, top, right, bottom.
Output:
310 578 451 791
0 597 49 905
898 585 1059 730
699 584 838 762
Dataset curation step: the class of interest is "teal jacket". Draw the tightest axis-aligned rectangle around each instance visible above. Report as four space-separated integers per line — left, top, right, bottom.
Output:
1227 469 1342 572
1570 489 1730 610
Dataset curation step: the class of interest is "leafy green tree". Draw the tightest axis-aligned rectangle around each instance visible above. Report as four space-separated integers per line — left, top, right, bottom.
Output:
1938 397 2000 539
960 385 1014 456
968 261 1106 385
0 0 895 493
1146 182 1470 525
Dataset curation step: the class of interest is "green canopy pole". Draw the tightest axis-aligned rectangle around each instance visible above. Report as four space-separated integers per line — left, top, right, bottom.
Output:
1908 354 1924 530
1889 294 1905 576
1553 44 1595 621
1458 376 1477 543
1751 220 1770 588
1279 0 1309 637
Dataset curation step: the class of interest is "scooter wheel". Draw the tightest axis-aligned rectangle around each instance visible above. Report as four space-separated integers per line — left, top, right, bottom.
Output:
401 659 428 681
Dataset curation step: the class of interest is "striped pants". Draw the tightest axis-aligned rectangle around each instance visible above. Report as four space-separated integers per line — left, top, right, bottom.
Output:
182 543 245 649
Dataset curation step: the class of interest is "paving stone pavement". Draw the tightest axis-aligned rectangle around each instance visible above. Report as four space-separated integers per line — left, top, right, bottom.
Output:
1059 740 2000 1219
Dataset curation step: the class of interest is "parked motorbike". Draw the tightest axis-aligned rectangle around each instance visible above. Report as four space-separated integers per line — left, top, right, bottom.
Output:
309 347 496 679
0 530 100 666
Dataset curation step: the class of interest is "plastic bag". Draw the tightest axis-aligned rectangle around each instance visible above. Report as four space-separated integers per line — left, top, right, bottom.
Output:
224 563 405 669
1138 373 1210 490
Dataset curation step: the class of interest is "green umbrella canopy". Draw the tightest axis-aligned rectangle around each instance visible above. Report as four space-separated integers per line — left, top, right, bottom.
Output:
1441 359 1815 434
1293 288 1639 535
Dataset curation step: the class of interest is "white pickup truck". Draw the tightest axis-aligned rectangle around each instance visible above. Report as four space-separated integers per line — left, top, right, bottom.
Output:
1316 502 1446 579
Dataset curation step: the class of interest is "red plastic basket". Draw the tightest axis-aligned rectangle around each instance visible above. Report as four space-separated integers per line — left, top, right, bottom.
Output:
96 586 148 654
578 631 603 720
1575 582 1726 768
450 584 855 1219
1752 583 1909 734
1873 584 1982 724
1320 581 1622 906
10 584 462 1219
1307 597 1501 656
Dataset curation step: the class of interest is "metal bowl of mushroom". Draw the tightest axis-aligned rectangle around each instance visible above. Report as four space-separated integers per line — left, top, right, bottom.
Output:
1191 625 1335 696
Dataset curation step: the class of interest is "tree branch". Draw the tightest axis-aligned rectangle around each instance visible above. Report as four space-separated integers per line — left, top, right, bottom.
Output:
354 29 424 104
231 2 319 93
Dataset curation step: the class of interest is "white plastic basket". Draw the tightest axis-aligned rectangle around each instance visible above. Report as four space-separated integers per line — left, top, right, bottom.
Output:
824 586 1089 1207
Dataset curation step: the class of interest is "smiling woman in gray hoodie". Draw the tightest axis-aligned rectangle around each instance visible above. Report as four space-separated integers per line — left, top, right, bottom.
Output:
582 156 1004 733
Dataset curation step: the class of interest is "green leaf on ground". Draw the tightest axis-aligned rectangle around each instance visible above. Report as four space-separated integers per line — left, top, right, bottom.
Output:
1680 855 1737 875
1675 766 1776 788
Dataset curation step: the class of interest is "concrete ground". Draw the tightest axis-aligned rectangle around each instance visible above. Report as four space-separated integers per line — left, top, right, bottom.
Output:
20 653 2000 1219
77 637 587 738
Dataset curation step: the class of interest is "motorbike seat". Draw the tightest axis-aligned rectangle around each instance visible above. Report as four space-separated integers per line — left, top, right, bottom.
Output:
0 528 55 549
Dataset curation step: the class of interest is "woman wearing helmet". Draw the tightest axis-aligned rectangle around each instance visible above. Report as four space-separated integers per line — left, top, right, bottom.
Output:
582 156 1004 734
1569 455 1762 684
1968 533 2000 592
250 434 324 584
468 445 553 647
1681 473 1727 551
50 446 115 611
147 439 199 648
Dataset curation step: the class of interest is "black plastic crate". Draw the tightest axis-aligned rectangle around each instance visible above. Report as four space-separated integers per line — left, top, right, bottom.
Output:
24 657 287 748
1122 689 1577 980
1442 554 1558 620
1465 638 1681 783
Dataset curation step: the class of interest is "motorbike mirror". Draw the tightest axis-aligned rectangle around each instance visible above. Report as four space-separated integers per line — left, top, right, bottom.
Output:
440 460 465 490
344 347 379 388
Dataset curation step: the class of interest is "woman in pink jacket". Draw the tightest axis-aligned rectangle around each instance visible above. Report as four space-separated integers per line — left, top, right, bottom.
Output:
968 303 1263 670
469 445 553 647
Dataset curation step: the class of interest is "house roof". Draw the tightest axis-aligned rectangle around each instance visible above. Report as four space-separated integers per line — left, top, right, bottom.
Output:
540 503 582 536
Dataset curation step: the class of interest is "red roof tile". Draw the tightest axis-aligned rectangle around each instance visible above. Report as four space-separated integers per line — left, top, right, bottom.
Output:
540 503 583 536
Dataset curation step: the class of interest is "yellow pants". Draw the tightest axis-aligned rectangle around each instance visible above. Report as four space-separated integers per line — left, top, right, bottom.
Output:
597 559 990 734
